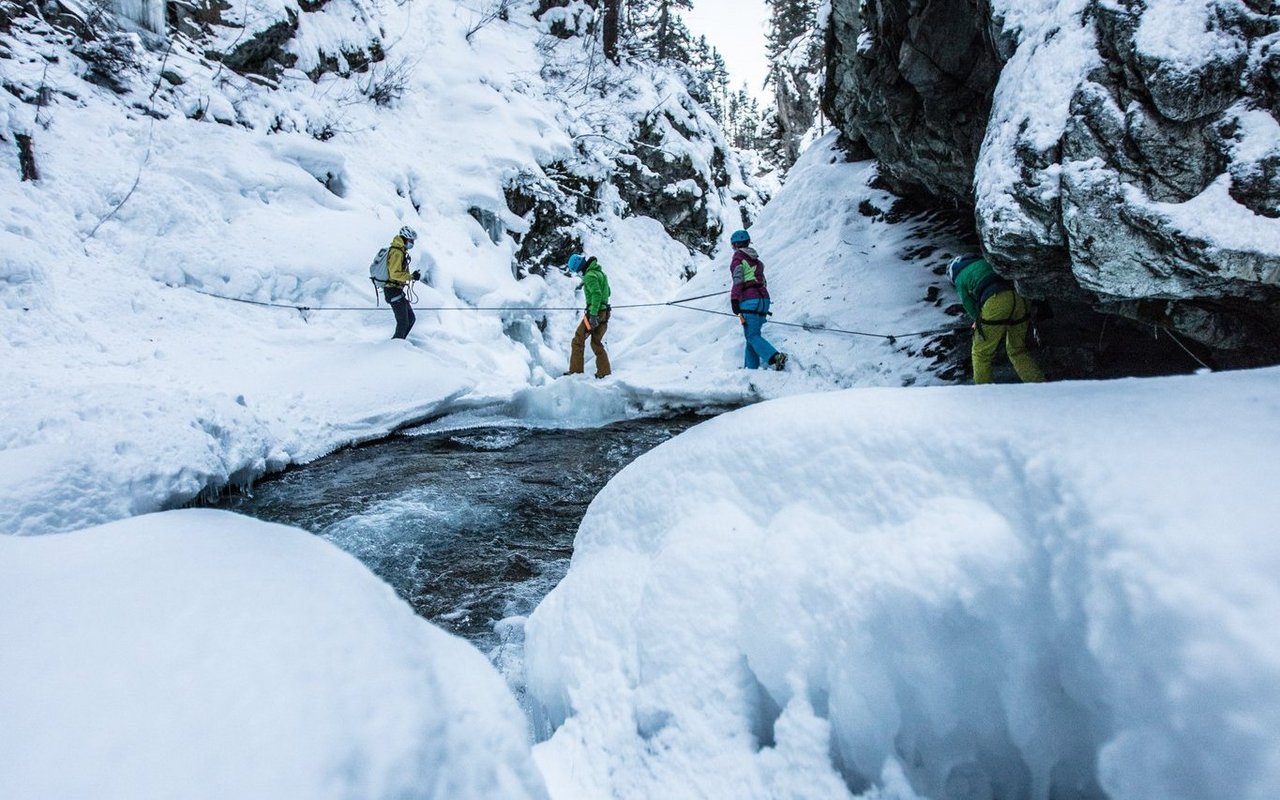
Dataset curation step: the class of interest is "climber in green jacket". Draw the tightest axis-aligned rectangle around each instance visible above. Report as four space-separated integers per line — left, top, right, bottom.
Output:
947 255 1045 384
565 254 612 379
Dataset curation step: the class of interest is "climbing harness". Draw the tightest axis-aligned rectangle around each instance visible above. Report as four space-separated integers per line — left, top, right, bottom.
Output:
975 290 1030 339
374 279 418 307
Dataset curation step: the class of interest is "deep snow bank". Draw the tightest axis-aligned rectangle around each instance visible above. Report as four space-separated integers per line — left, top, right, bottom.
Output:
0 509 547 800
524 368 1280 800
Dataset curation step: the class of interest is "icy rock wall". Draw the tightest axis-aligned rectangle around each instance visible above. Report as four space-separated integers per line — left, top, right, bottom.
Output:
823 0 1280 357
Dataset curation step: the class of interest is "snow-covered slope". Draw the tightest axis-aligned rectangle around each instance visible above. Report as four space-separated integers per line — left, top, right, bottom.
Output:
473 131 966 428
0 509 547 799
3 14 964 534
608 133 963 396
523 367 1280 800
0 0 782 533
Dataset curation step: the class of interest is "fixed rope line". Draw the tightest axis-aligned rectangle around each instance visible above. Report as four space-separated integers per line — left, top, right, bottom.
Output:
173 284 731 314
666 303 962 343
174 284 959 342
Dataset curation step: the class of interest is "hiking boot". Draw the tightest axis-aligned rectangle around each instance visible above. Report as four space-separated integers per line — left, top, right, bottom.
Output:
770 352 787 371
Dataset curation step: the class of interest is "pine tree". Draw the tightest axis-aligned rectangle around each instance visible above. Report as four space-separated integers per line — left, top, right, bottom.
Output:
654 0 693 61
708 49 730 127
764 0 818 64
626 0 695 63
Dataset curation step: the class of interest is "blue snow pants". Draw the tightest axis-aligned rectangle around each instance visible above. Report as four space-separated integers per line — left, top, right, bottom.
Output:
739 298 778 369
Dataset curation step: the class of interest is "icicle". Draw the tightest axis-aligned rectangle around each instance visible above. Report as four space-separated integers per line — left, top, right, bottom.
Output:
112 0 166 35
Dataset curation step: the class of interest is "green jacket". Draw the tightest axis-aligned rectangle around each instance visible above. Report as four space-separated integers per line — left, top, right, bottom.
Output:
582 259 611 316
954 257 1004 321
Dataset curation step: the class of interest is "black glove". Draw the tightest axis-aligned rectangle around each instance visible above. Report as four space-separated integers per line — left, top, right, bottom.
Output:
731 299 741 314
411 270 421 281
588 314 600 330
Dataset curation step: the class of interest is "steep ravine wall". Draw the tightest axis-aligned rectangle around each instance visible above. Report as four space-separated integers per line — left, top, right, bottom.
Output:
823 0 1280 363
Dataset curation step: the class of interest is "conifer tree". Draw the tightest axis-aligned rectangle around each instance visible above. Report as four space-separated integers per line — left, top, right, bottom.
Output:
626 0 695 62
764 0 818 64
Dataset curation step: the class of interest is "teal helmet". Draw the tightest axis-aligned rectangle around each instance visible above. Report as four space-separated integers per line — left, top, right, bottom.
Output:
566 254 586 273
730 230 751 246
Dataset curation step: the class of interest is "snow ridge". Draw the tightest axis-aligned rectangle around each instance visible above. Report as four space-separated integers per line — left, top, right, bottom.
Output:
525 368 1280 800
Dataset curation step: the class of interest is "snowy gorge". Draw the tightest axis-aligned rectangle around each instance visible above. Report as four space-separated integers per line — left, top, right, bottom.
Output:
4 1 1280 799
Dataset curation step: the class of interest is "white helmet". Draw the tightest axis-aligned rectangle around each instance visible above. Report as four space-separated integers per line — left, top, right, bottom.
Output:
398 225 417 243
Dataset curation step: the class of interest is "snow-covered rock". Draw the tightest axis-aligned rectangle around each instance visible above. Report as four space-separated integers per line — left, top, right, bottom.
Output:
980 0 1280 349
0 509 548 800
524 367 1280 800
823 0 1280 358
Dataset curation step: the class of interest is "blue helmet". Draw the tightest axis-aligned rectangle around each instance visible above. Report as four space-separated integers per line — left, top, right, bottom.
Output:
947 255 981 285
566 254 586 273
730 229 751 246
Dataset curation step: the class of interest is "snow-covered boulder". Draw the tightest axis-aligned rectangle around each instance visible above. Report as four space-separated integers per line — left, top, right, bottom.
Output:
0 509 548 800
524 368 1280 799
823 0 1280 357
980 0 1280 352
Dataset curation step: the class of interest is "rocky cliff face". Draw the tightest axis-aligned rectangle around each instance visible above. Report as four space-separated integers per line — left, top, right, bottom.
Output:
822 0 1003 205
824 0 1280 360
773 28 825 168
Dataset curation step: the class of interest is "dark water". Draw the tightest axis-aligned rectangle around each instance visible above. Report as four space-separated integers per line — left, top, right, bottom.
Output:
215 416 702 652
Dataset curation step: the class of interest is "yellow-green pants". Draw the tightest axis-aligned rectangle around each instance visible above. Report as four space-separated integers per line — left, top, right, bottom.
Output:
972 291 1045 384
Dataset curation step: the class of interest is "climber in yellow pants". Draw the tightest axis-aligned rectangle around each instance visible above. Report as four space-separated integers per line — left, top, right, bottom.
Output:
948 255 1045 384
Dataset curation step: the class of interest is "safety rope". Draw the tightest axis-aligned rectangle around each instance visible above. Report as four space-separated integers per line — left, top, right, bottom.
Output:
174 284 732 314
171 283 960 342
665 303 962 343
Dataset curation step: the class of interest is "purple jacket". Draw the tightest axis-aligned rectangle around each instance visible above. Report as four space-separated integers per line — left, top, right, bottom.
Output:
729 246 770 303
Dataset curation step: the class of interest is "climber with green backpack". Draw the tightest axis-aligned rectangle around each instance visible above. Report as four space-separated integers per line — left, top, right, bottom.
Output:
947 254 1045 384
370 225 421 340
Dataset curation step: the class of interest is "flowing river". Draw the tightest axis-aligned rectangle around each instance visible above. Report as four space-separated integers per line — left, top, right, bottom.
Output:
214 415 704 653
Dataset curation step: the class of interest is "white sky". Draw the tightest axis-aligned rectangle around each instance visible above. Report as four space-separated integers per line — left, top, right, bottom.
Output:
681 0 771 95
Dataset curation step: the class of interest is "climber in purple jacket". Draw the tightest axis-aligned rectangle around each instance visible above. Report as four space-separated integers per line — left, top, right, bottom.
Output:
729 229 786 371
